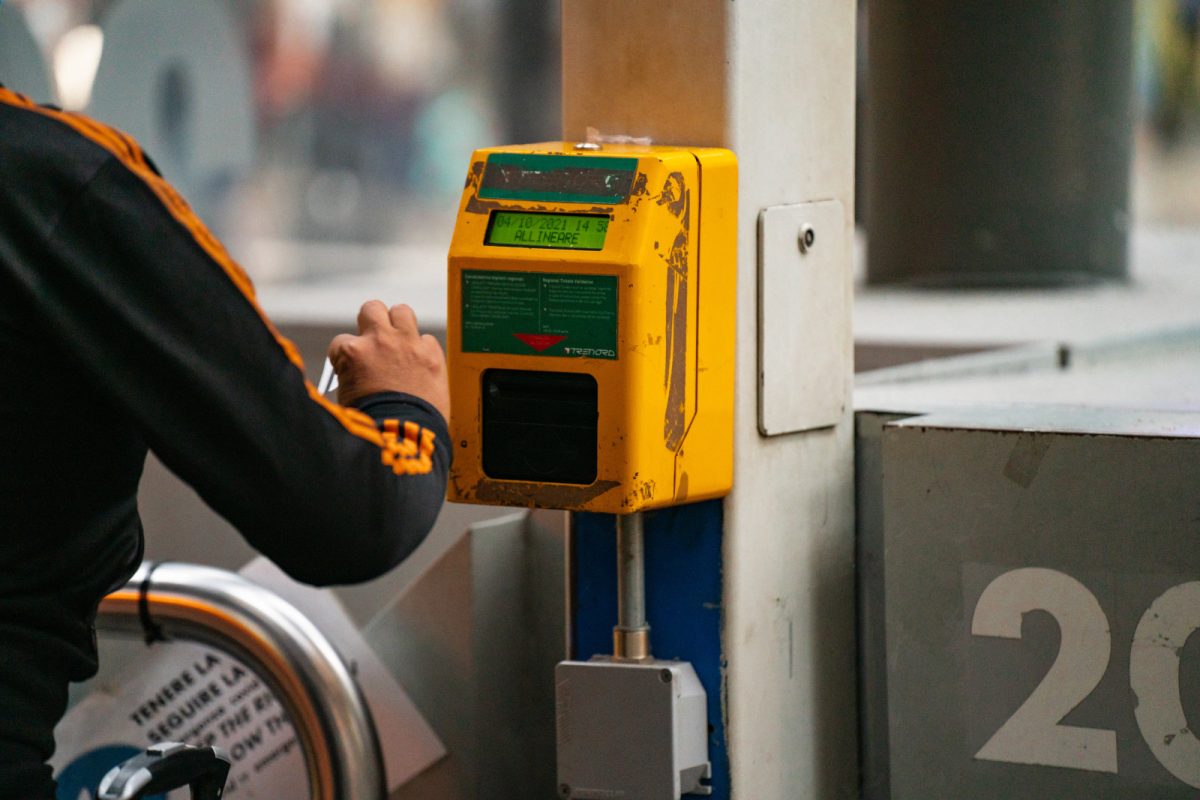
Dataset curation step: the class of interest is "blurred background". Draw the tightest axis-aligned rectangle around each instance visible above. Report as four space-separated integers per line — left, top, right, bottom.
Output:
4 0 1197 288
2 0 561 284
1134 0 1200 223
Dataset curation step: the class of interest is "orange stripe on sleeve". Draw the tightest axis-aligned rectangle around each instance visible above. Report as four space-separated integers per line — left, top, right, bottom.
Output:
0 87 423 455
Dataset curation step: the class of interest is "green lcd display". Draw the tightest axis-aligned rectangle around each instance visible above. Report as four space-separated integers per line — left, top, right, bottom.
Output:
486 212 609 251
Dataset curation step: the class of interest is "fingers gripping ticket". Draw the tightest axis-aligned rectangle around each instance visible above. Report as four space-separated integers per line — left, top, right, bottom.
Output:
328 301 451 421
326 301 450 477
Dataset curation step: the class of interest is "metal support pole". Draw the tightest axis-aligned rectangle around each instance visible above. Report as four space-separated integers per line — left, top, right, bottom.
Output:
613 512 651 661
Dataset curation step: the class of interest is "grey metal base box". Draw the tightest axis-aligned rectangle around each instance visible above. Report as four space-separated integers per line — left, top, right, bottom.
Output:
555 658 711 799
858 407 1200 799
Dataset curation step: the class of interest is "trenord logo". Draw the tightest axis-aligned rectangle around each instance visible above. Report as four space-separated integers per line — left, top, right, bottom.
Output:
564 347 616 358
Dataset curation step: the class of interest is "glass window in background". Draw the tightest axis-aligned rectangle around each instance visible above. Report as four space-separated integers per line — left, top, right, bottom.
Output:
0 0 561 283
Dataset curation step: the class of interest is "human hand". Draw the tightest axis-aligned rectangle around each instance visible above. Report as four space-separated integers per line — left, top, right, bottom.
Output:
327 301 450 421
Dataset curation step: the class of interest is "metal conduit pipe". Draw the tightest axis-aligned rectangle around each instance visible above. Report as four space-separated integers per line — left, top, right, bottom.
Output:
96 562 386 800
613 512 650 661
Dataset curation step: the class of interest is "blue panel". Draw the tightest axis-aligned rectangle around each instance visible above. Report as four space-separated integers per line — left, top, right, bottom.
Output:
571 500 728 798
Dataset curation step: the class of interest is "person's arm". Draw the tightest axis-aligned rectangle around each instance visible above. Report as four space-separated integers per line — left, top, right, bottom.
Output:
19 150 450 586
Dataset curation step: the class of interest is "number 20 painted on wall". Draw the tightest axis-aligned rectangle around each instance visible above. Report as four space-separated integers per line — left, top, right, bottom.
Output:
971 568 1199 788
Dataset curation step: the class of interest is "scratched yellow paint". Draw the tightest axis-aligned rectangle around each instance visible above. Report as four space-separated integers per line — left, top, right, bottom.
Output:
446 142 736 513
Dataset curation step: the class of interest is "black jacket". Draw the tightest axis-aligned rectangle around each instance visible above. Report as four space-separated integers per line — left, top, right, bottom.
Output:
0 85 449 797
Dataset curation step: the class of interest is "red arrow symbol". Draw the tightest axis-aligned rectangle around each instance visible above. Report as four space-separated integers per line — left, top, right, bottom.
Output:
513 333 566 352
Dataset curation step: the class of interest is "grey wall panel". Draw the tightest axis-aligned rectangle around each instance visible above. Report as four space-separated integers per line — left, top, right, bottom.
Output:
870 411 1200 798
366 511 566 800
855 411 910 800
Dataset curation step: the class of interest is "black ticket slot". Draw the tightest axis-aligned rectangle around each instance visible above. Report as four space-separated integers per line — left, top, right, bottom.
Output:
481 369 598 486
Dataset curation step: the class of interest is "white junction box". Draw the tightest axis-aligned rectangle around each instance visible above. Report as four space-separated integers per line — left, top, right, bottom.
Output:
556 658 712 799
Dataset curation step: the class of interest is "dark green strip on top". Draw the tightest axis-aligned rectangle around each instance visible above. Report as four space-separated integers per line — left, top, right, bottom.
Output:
480 152 638 205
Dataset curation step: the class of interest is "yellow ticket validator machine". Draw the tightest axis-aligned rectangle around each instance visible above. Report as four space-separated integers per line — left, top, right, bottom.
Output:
447 143 736 514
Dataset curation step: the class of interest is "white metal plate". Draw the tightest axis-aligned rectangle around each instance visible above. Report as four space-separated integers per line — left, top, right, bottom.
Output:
758 200 848 435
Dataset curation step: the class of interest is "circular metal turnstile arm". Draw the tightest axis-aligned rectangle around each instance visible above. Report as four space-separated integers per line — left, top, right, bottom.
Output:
97 562 386 800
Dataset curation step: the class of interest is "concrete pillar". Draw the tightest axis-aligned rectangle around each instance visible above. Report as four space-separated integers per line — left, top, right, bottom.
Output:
563 4 858 798
865 1 1135 287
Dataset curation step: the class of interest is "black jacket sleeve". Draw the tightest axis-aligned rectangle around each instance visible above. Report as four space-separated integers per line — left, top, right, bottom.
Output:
25 154 450 586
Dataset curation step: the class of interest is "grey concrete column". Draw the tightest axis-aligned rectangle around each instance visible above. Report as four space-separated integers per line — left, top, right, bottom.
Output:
564 3 858 797
866 1 1135 287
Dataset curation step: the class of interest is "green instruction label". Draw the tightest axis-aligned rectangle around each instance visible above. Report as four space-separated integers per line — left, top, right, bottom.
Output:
462 270 618 359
